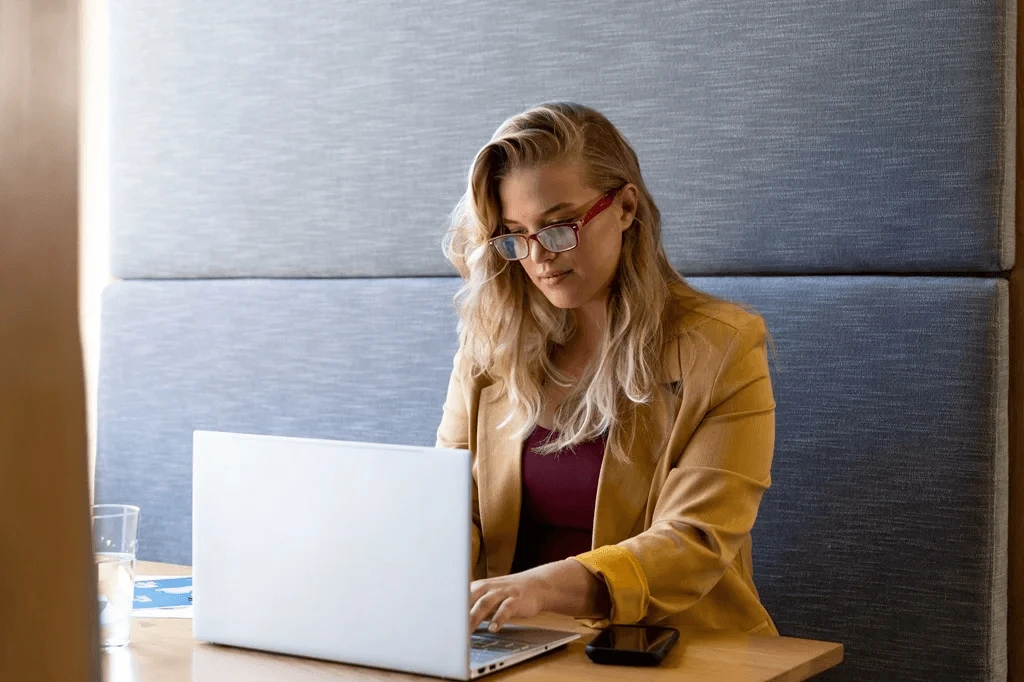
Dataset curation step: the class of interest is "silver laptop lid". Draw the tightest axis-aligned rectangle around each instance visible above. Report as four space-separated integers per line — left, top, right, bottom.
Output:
192 430 472 679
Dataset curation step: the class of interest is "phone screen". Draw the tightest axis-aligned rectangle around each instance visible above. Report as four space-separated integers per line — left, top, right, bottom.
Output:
597 625 677 652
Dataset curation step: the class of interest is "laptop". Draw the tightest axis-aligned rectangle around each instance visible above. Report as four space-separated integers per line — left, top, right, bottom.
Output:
192 430 580 679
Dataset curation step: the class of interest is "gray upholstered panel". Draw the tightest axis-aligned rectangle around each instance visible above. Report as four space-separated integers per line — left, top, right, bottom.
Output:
94 278 461 563
94 275 1007 680
109 0 1015 279
693 275 1009 682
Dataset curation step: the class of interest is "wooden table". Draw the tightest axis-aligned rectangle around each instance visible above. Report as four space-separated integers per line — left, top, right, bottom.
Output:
103 562 843 681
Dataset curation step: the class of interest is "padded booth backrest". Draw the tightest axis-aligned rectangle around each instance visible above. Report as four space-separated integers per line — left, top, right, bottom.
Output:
97 2 1015 680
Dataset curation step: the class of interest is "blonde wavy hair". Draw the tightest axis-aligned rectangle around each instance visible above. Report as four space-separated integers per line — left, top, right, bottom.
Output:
443 102 744 460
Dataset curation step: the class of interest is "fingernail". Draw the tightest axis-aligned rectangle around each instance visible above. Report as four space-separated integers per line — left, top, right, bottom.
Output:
488 623 498 633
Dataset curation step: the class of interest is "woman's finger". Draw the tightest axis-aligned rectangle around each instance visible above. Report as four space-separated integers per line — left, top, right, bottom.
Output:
487 596 518 633
469 580 490 605
469 591 507 632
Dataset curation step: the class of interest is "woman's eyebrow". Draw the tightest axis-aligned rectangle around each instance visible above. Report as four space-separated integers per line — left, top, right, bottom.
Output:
502 201 579 226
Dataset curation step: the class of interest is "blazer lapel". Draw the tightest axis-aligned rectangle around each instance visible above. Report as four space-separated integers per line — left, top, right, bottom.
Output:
592 333 684 550
476 384 522 577
591 394 667 549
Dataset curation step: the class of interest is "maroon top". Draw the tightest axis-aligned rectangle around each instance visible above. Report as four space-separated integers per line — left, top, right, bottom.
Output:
510 425 608 573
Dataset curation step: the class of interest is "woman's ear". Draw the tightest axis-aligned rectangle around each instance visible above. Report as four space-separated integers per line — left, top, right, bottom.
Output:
618 184 639 232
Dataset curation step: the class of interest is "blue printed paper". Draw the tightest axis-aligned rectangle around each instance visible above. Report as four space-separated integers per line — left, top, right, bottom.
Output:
133 577 192 609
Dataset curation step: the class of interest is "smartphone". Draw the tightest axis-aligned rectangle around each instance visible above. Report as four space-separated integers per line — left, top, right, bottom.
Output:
584 624 680 666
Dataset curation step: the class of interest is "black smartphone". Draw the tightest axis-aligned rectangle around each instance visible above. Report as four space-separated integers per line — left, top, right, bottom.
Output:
584 624 680 666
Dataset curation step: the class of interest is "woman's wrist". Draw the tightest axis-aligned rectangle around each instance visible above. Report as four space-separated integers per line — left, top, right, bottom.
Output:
531 558 611 620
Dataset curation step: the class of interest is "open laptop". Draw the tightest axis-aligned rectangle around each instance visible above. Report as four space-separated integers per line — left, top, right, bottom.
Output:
192 430 580 679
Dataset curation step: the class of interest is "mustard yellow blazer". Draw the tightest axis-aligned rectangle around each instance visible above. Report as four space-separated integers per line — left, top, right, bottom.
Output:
436 291 778 635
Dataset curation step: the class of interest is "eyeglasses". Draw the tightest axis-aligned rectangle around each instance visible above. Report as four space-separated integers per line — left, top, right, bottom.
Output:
488 187 620 261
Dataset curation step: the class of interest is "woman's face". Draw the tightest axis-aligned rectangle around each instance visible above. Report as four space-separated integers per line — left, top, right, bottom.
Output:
497 160 637 311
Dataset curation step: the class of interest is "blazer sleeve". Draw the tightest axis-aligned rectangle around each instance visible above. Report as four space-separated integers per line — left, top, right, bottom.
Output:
572 316 775 626
435 349 485 578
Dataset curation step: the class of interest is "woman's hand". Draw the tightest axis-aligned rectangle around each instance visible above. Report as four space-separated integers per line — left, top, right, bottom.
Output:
469 559 611 633
470 570 547 633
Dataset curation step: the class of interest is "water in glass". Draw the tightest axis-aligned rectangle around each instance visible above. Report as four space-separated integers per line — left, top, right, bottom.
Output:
96 551 135 647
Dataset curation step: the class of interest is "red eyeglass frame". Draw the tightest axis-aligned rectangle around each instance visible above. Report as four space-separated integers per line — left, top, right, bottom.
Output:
489 186 621 260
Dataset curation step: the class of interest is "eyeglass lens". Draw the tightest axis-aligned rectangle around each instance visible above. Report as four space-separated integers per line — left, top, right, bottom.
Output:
493 224 577 260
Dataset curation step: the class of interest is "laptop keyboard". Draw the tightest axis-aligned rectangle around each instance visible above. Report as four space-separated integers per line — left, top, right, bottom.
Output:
470 633 534 665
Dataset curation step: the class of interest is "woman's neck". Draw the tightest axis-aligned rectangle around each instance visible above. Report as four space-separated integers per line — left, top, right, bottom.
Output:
542 297 608 428
567 297 607 361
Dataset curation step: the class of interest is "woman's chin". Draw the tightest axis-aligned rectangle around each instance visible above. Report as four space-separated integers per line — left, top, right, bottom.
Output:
539 290 583 309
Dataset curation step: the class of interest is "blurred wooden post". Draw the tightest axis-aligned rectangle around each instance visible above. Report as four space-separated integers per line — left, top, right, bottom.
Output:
0 0 99 680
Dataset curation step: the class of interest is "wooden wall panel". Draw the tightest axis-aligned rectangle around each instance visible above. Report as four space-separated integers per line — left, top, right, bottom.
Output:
0 0 98 680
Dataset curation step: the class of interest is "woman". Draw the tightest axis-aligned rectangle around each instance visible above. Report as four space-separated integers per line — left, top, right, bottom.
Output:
437 102 778 637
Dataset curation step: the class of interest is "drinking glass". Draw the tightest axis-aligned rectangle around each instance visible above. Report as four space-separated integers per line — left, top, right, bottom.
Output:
92 504 140 647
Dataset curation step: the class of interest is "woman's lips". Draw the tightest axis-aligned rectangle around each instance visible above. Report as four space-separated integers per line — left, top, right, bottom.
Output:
539 270 571 284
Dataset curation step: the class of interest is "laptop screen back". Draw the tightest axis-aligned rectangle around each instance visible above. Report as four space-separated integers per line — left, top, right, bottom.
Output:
192 430 472 679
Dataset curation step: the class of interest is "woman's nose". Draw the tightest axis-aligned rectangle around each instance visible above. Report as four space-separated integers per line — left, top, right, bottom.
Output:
529 238 555 263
